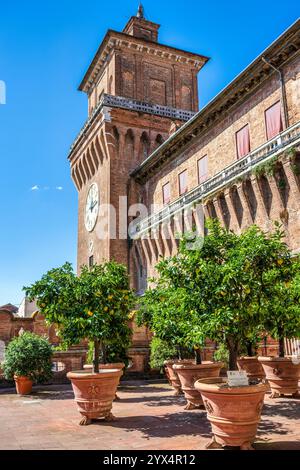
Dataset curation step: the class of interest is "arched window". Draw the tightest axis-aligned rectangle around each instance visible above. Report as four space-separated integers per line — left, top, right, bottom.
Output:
125 129 134 160
139 132 150 161
155 134 164 149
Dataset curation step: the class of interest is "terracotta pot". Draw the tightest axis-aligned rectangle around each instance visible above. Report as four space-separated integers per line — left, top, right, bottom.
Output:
14 375 33 395
195 377 268 450
237 357 266 380
83 363 125 401
164 359 194 396
83 362 125 371
258 356 300 398
67 368 123 425
173 362 223 410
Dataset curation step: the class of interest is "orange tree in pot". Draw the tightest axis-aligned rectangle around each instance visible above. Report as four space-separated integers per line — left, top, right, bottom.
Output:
172 220 293 449
137 285 195 396
237 331 266 380
137 258 221 406
2 332 53 395
24 261 134 425
258 257 300 398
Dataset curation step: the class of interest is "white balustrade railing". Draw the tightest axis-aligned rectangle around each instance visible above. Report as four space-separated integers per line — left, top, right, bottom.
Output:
131 121 300 238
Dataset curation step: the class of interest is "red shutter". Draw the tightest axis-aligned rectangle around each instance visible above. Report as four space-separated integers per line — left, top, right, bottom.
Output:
163 182 170 204
198 155 208 183
265 101 283 140
236 125 250 159
179 170 188 195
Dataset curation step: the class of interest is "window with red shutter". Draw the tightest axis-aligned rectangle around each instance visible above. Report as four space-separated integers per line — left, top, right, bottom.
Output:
236 124 250 159
179 170 188 195
265 101 283 140
198 155 208 183
162 182 171 204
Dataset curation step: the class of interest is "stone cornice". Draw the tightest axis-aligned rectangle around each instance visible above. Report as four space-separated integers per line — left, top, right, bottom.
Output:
131 19 300 184
79 30 209 93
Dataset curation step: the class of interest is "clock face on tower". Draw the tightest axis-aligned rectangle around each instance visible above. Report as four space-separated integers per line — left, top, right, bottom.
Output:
85 183 99 232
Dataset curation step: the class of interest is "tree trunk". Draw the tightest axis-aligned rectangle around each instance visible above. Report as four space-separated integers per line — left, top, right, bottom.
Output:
278 326 285 358
246 342 253 357
93 339 100 374
227 337 239 370
195 348 202 365
177 346 183 361
102 343 107 364
279 337 285 358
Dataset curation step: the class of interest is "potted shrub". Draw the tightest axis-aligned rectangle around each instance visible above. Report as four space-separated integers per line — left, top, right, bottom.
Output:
24 261 133 425
237 330 266 380
258 261 300 398
174 220 290 449
2 332 52 395
137 262 222 407
148 337 178 381
138 285 195 396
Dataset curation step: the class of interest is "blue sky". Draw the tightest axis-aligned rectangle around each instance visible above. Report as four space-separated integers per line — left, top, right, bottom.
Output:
0 0 298 306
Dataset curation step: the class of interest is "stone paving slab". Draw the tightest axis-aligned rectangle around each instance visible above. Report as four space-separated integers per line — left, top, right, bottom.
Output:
0 381 299 450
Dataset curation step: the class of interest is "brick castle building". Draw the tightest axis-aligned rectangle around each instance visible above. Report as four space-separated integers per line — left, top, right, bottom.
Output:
68 9 300 367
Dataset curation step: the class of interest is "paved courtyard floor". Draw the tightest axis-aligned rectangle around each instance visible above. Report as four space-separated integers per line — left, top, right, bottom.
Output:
0 381 299 450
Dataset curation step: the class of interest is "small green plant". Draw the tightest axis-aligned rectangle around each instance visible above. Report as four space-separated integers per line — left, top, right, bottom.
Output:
278 178 287 190
291 163 300 176
213 343 229 368
2 332 53 383
150 337 178 371
252 156 278 178
287 147 297 159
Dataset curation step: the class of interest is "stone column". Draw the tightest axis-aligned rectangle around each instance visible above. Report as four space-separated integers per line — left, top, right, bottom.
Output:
250 176 270 229
268 174 285 213
282 159 300 209
282 159 300 250
202 202 211 220
160 221 173 258
212 196 225 226
224 187 240 233
236 181 254 230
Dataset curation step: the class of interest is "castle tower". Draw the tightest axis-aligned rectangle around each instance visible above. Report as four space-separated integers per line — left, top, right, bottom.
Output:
69 7 208 279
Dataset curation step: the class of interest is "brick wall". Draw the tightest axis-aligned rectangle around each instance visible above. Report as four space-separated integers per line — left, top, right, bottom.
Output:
145 54 300 209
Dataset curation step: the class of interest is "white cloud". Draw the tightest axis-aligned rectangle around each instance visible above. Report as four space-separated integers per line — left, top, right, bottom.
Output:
30 185 39 191
56 186 63 191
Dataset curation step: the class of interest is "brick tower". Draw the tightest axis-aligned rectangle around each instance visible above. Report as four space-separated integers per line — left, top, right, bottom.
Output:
68 6 208 371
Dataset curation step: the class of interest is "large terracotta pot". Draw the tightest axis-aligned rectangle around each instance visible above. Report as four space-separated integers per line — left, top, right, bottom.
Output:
83 363 125 401
195 377 268 450
67 369 123 425
173 362 223 410
237 357 266 380
14 375 33 395
258 356 300 398
83 362 125 371
164 359 194 396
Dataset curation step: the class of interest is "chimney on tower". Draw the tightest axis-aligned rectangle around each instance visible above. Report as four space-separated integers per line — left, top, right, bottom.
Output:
123 5 160 42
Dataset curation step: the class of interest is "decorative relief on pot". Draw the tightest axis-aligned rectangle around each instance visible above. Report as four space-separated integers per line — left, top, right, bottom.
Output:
273 368 282 376
204 400 214 414
88 384 100 396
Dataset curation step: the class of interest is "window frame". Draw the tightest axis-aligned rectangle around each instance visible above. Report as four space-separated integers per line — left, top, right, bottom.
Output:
178 169 188 196
235 123 251 160
198 155 208 184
